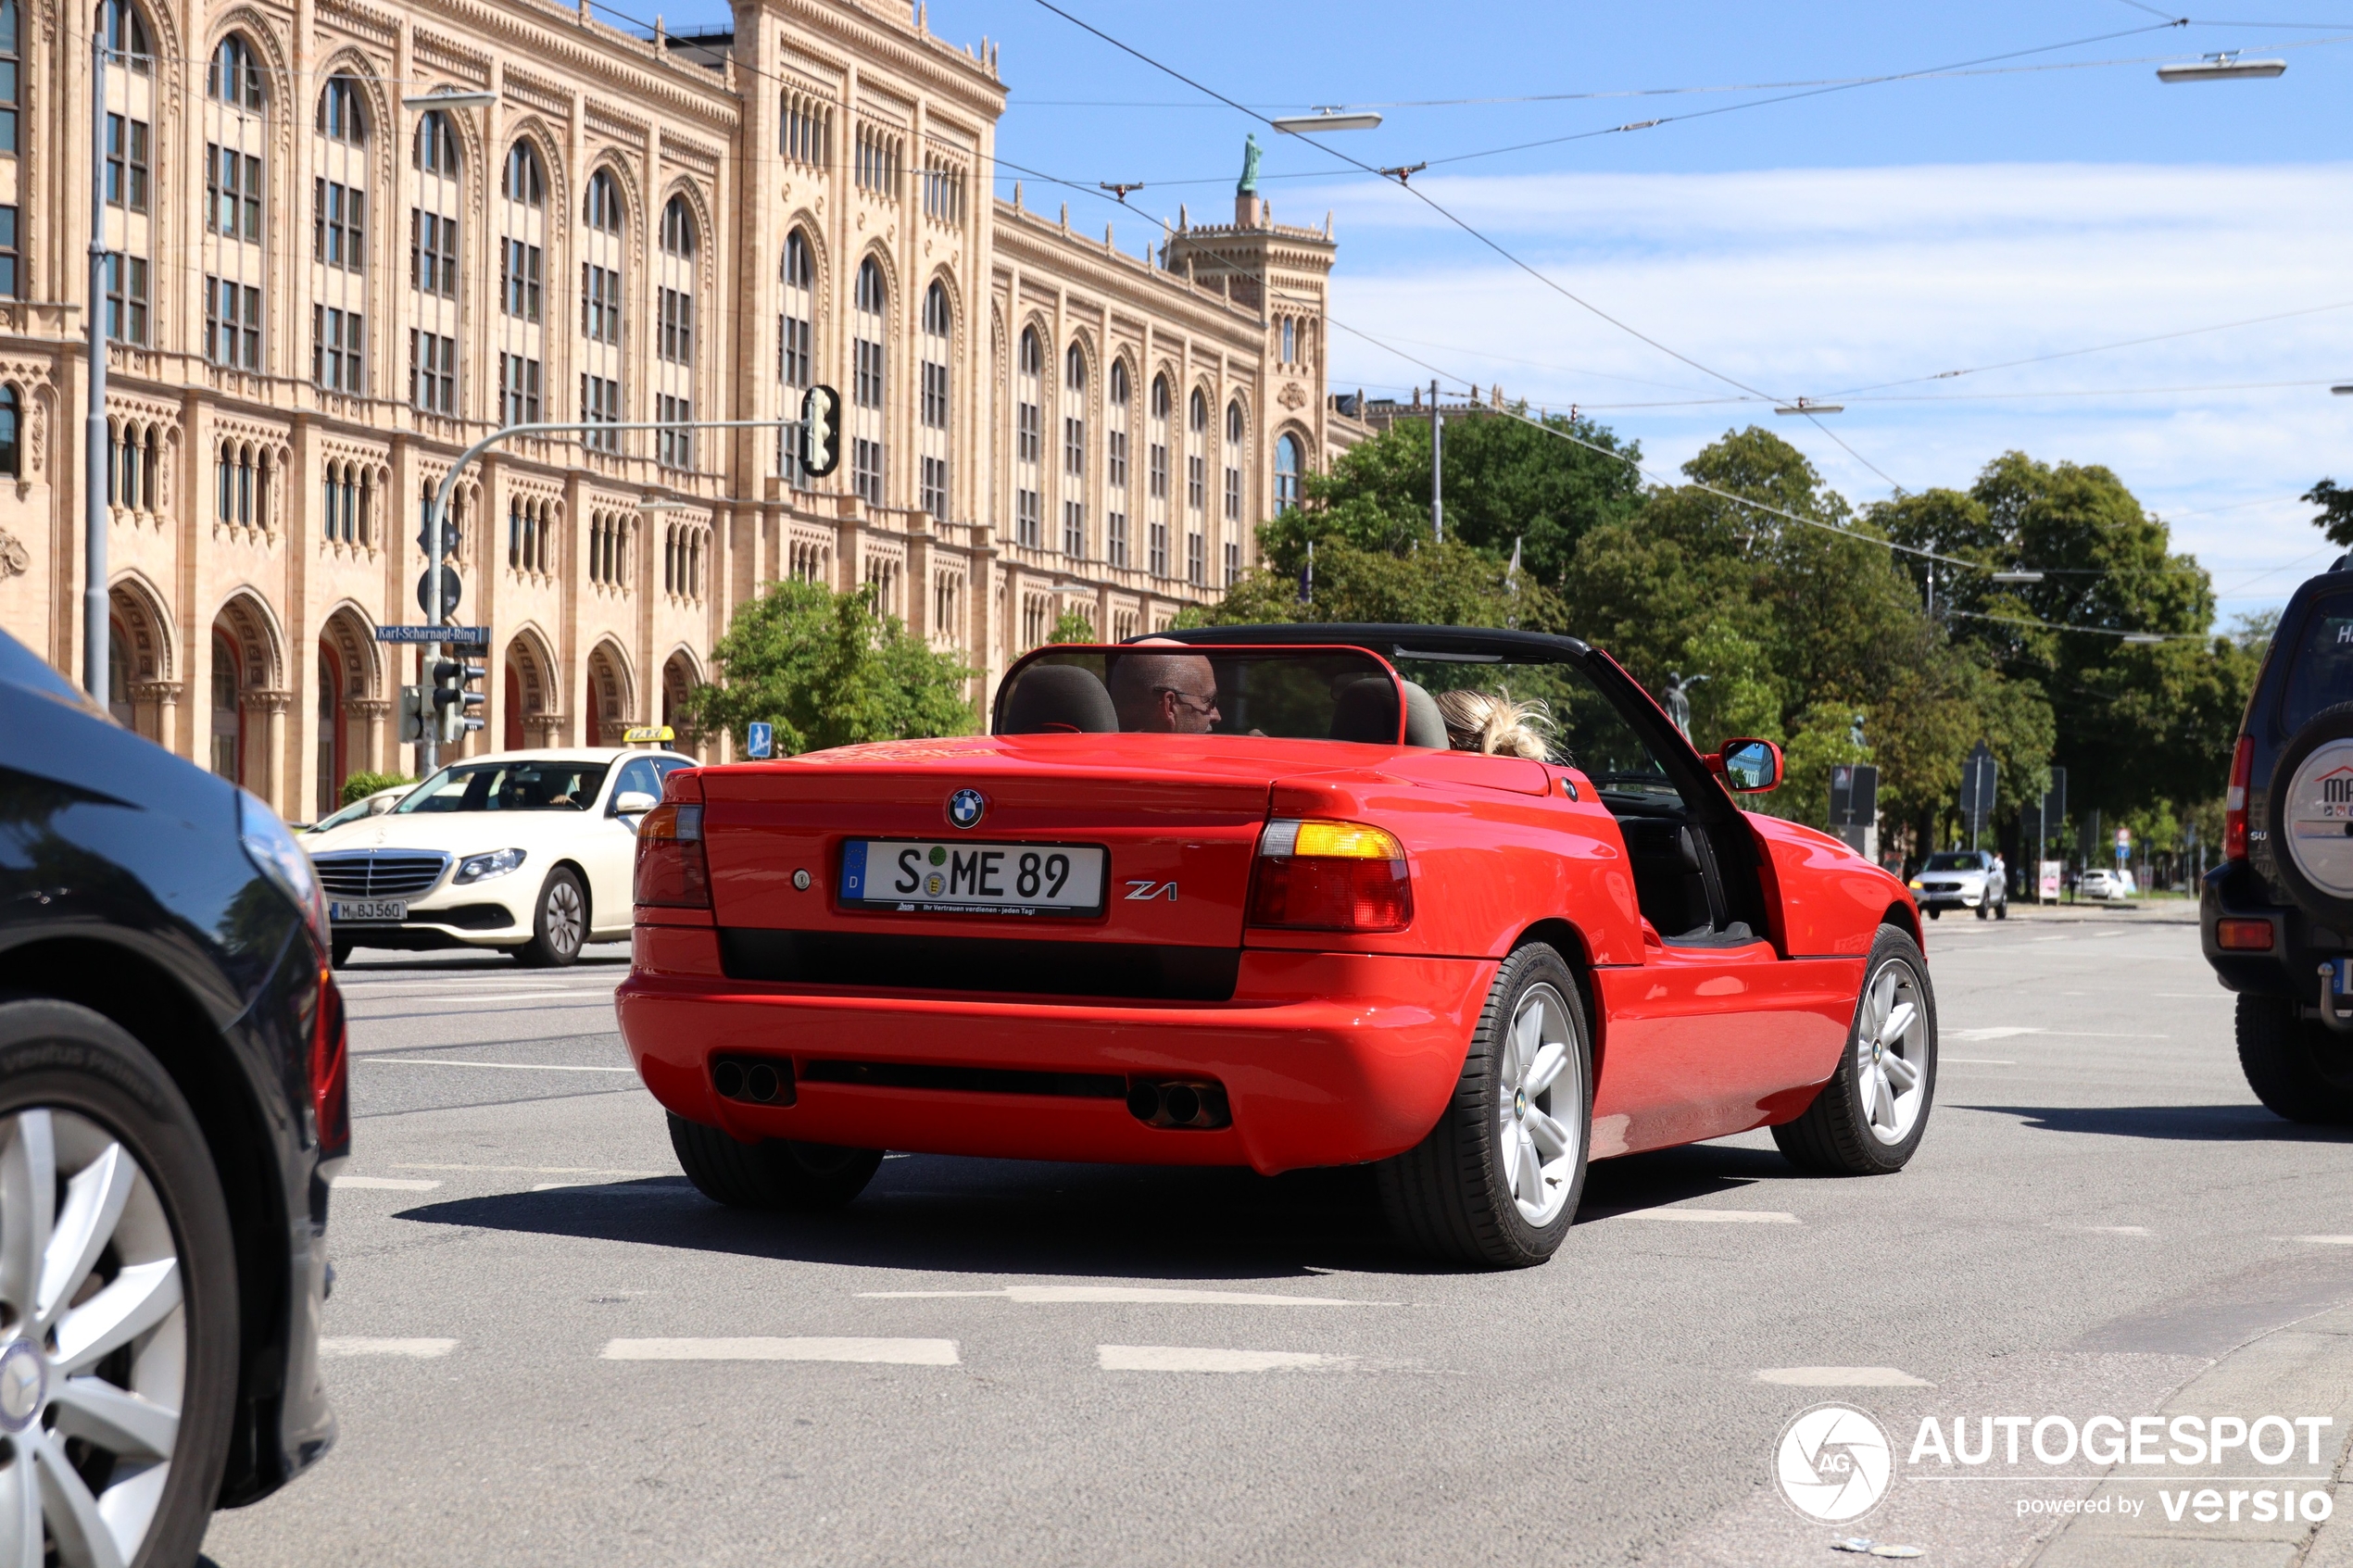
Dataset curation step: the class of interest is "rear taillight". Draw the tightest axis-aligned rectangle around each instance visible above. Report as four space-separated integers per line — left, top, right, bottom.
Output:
1247 819 1413 933
2225 734 2255 860
635 802 711 909
2216 918 2274 951
312 965 350 1157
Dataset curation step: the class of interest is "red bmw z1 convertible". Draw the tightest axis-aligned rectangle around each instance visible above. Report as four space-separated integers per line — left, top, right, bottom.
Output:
616 625 1934 1268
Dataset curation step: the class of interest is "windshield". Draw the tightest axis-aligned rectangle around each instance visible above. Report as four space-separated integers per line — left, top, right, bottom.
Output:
395 759 611 813
308 794 390 832
996 646 1404 742
1923 853 1983 872
1389 653 1680 803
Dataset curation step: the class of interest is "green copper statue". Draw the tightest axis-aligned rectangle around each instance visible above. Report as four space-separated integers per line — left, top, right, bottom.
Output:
1237 132 1263 197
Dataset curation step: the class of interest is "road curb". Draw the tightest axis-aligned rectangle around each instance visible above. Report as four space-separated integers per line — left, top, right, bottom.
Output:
2027 1302 2353 1566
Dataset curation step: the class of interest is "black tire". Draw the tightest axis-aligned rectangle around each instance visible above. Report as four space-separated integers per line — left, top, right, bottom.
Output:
1994 897 2007 922
0 997 239 1568
2264 702 2353 927
1976 897 1990 920
667 1112 884 1210
1377 943 1592 1270
2235 993 2353 1125
1926 908 1941 921
1773 925 1939 1175
513 867 586 969
330 938 353 967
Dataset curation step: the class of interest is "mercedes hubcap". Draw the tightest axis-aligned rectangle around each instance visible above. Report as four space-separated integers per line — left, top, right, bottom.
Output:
1495 984 1584 1226
0 1108 186 1568
1855 960 1928 1146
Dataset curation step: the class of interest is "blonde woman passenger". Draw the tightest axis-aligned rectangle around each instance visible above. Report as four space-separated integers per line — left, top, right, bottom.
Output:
1435 689 1554 761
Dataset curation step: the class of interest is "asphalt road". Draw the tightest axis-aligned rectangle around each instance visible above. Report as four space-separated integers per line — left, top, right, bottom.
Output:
198 909 2353 1568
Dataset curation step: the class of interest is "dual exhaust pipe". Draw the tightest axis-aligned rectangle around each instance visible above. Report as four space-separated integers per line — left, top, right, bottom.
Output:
711 1055 796 1106
1126 1079 1230 1130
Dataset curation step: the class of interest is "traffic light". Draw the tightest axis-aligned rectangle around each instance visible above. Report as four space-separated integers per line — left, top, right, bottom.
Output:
398 684 432 745
432 659 485 745
799 384 841 478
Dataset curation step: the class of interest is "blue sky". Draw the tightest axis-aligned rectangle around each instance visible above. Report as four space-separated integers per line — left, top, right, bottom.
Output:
651 1 2353 622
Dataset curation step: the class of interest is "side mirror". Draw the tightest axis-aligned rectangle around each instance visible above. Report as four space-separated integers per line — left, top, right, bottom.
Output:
1711 738 1783 793
612 790 659 817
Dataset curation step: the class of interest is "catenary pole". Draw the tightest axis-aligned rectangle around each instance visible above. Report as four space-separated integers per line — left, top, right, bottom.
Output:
1429 378 1442 542
82 14 107 702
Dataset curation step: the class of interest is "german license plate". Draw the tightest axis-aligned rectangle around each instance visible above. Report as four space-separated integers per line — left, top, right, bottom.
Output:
330 899 407 923
840 840 1107 916
2334 959 2353 999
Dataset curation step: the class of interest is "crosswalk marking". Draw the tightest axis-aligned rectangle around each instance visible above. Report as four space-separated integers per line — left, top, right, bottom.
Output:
601 1337 961 1365
320 1337 458 1359
1098 1345 1354 1374
858 1285 1387 1306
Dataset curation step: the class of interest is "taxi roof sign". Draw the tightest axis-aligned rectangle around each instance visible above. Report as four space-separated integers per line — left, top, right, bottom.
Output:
623 725 675 746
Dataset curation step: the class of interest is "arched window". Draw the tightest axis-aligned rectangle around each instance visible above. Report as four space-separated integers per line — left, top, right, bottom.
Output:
1013 328 1042 548
317 74 366 143
919 282 950 520
777 229 814 483
103 0 151 71
661 194 696 257
1185 389 1208 585
1061 344 1087 558
413 110 459 175
208 35 263 108
1223 400 1246 585
849 257 886 505
1276 433 1302 512
1147 374 1171 577
0 385 19 478
0 0 20 155
1104 360 1130 568
503 142 546 205
581 170 625 453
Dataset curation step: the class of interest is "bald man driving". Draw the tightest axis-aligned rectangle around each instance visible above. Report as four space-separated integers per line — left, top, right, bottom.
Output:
1108 649 1222 734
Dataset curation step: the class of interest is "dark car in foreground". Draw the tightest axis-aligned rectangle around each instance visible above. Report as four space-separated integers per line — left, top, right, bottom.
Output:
2204 561 2353 1123
0 628 346 1563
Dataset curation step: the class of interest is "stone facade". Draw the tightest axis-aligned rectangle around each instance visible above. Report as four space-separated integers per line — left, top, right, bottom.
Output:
0 0 1338 819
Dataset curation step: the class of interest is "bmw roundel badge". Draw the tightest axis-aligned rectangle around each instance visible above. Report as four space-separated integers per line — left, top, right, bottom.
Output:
947 788 986 830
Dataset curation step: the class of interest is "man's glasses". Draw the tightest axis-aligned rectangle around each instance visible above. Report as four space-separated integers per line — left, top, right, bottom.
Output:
1154 686 1220 717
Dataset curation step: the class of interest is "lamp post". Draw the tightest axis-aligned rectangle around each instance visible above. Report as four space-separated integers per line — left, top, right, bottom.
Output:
82 11 108 701
397 88 498 772
1429 378 1441 542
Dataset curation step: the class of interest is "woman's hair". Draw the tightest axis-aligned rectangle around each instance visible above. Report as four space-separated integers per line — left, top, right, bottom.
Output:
1435 688 1554 761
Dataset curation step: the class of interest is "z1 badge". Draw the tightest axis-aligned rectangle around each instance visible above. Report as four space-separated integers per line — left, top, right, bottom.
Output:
947 788 986 830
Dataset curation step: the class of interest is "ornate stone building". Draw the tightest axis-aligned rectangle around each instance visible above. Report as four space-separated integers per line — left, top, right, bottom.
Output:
0 0 1341 819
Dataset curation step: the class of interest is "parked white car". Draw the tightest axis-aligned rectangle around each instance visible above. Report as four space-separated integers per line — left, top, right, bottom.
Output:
2079 868 2137 901
306 746 695 965
1909 849 2007 921
303 782 412 834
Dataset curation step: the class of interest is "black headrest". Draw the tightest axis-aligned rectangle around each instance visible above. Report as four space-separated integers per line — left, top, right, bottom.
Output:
1329 677 1403 745
1400 681 1447 748
1001 663 1118 734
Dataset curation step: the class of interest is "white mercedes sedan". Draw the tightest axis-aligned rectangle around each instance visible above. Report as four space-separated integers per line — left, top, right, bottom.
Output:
307 746 694 965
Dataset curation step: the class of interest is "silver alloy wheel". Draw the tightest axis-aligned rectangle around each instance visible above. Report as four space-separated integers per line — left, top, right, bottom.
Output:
544 878 585 956
0 1108 185 1568
1855 959 1928 1146
1496 983 1583 1225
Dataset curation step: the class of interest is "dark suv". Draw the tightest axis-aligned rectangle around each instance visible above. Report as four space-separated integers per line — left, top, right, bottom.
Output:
2203 564 2353 1123
0 628 345 1562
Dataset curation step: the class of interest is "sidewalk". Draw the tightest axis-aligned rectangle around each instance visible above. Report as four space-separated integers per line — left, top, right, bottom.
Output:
1948 898 2200 928
2028 1303 2353 1566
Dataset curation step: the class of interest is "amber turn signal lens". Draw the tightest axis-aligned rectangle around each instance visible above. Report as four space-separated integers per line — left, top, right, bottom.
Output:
2215 918 2273 951
1248 818 1413 933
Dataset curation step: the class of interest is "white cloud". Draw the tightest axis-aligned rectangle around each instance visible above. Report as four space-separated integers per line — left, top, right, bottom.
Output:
1310 162 2353 612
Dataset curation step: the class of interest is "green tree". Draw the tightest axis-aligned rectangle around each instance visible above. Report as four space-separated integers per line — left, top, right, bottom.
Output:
683 579 975 756
1048 607 1098 644
2303 478 2353 549
1256 406 1642 588
1210 537 1565 631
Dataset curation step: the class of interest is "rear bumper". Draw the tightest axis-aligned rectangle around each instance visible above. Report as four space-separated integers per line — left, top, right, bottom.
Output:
616 930 1494 1175
2201 860 2342 999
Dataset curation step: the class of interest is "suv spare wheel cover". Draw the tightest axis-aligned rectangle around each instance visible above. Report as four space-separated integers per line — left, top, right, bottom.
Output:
2267 703 2353 922
2285 736 2353 897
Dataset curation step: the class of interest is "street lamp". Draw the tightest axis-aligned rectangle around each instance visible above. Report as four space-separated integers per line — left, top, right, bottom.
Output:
401 88 499 108
1992 570 2045 583
1270 108 1383 133
2158 52 2286 82
1773 398 1843 415
2333 384 2353 396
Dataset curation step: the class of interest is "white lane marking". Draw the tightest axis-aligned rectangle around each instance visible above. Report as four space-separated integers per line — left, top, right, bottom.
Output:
357 1058 638 1073
1948 1027 2040 1041
2152 993 2230 999
320 1337 458 1359
2291 1236 2353 1246
1942 1058 2017 1065
602 1337 959 1365
858 1286 1389 1306
331 1176 442 1192
394 1163 659 1176
345 990 588 1004
1098 1345 1354 1374
1943 1027 2164 1041
1606 1208 1800 1224
2054 1224 2151 1235
1757 1366 1931 1386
